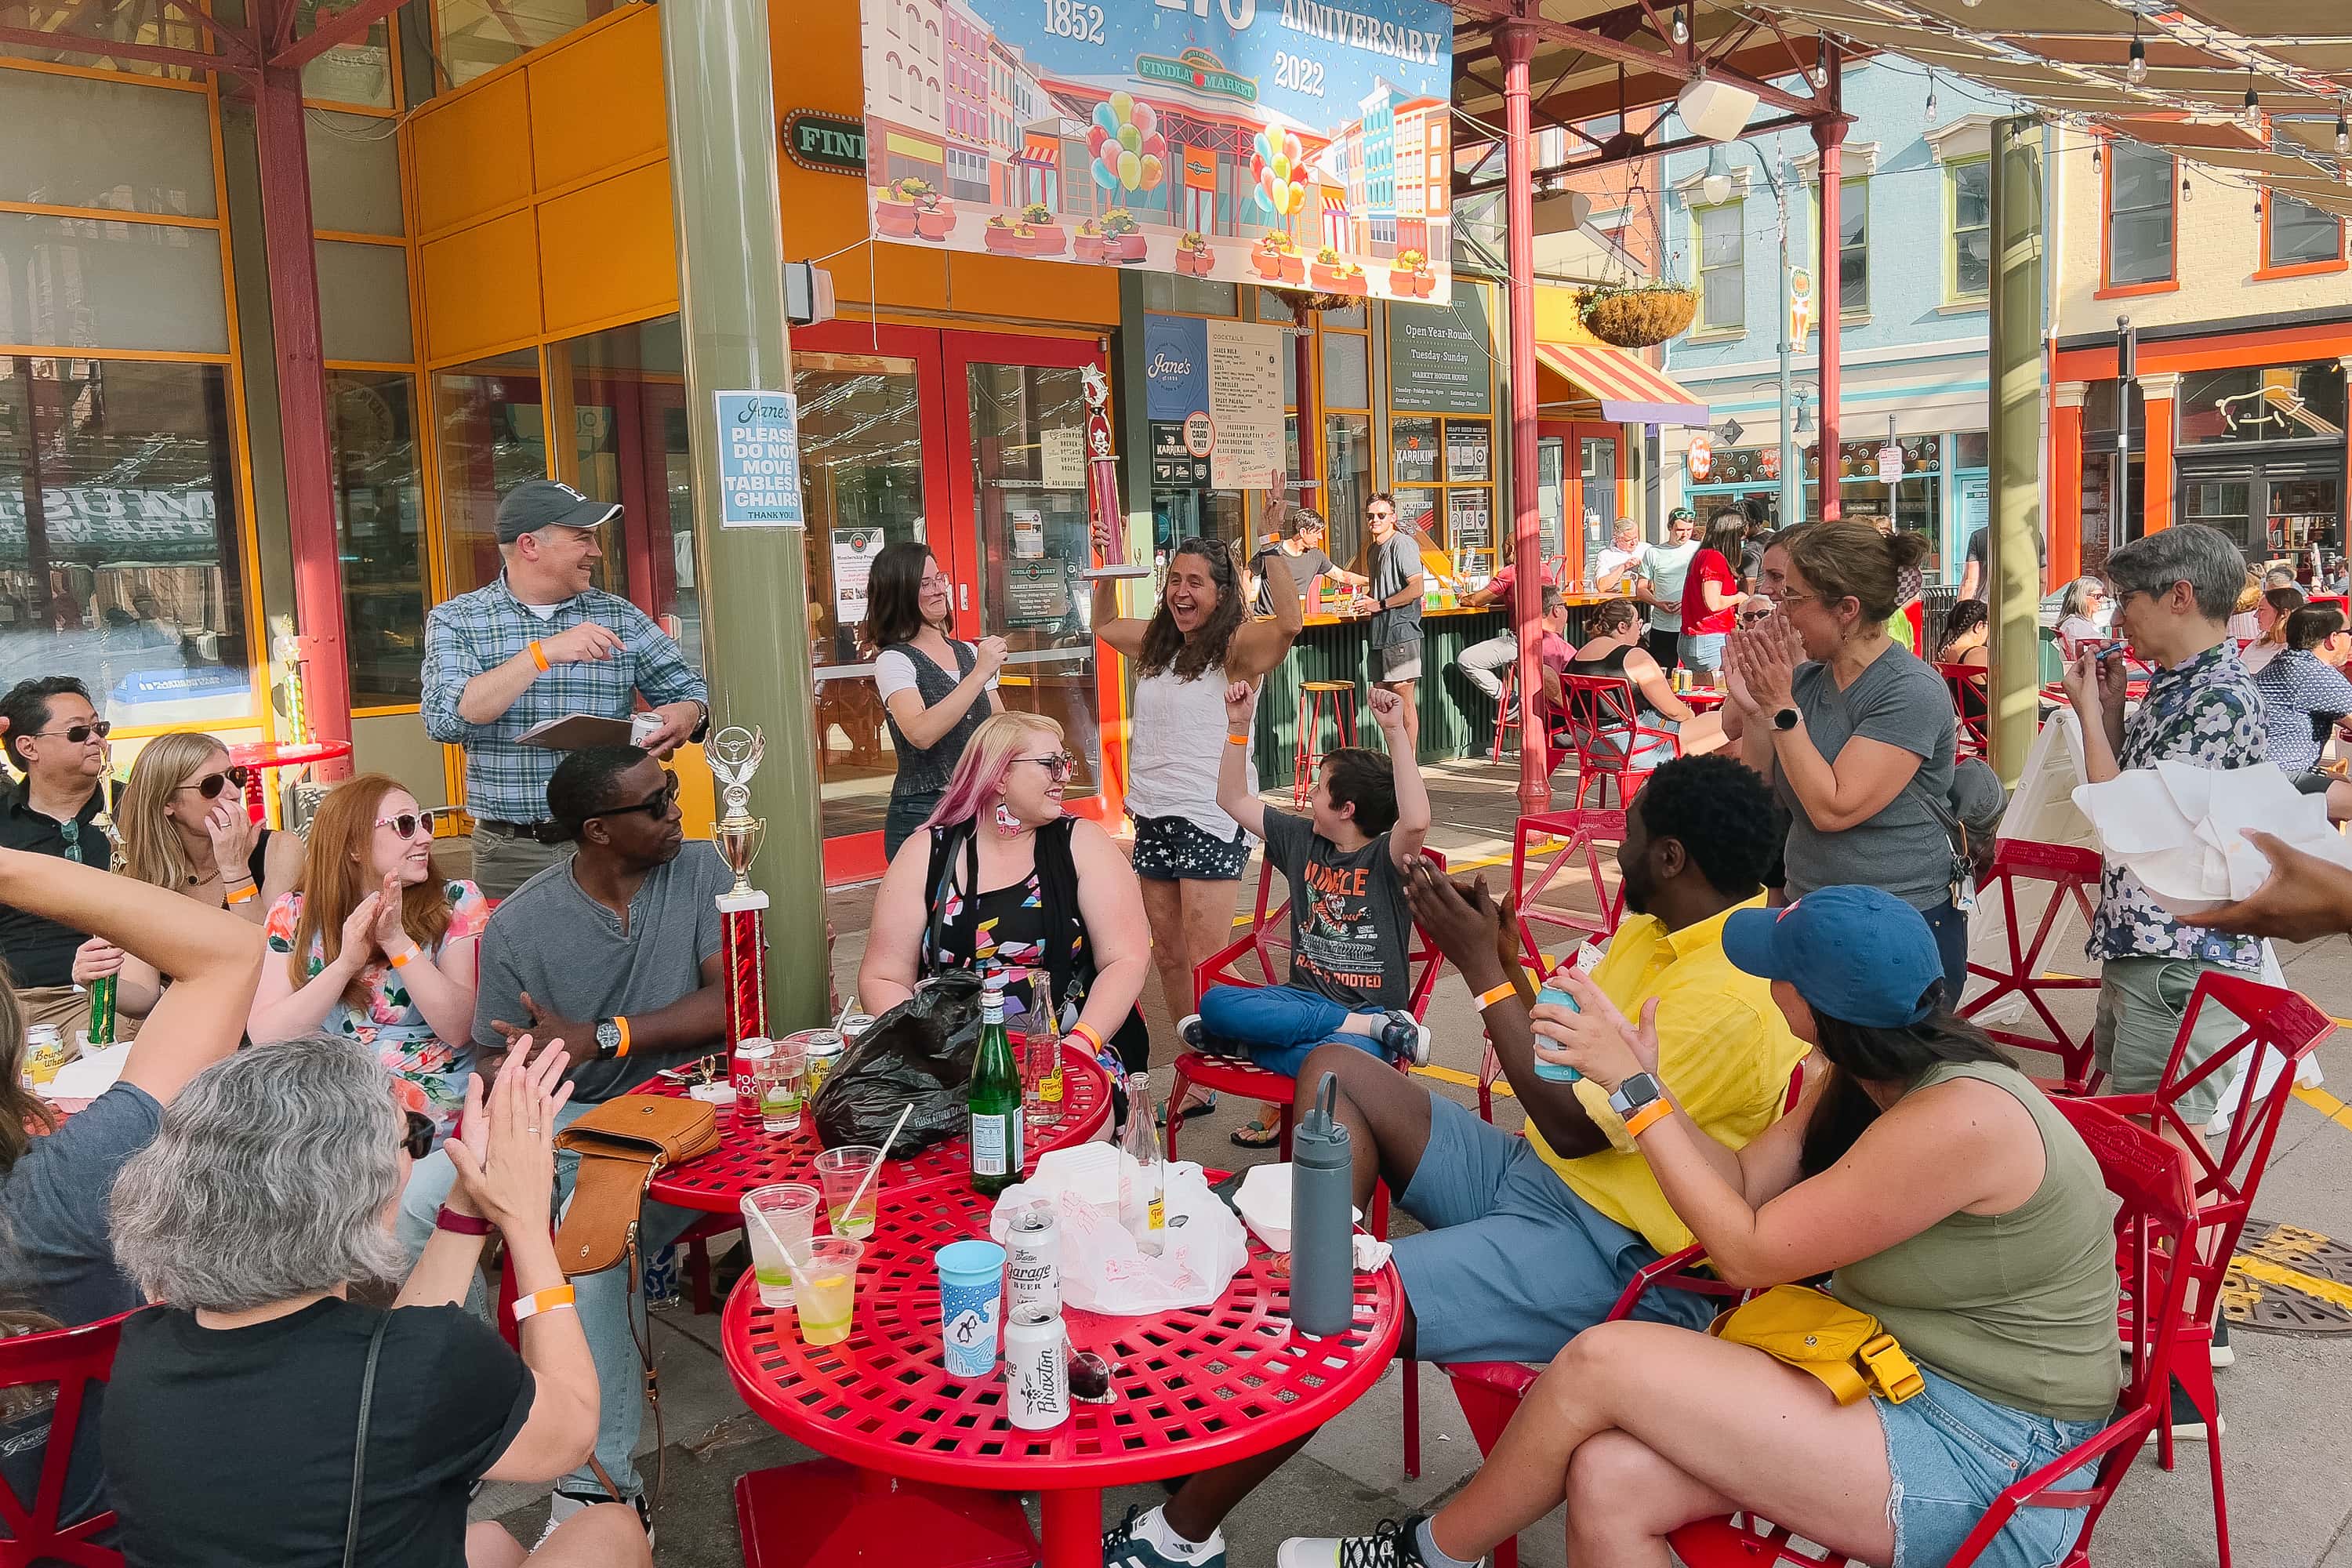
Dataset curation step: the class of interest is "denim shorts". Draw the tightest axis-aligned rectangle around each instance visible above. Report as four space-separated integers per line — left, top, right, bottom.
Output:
1679 631 1727 671
1875 1363 2108 1568
1129 812 1250 882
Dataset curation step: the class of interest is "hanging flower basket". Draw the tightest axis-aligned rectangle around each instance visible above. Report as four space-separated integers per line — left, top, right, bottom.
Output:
1576 283 1699 348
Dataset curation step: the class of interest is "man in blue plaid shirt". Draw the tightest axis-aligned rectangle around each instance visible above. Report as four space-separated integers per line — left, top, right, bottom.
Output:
423 480 708 898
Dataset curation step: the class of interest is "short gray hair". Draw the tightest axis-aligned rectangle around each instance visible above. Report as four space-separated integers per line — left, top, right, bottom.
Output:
2104 524 2246 623
2060 575 2104 619
111 1035 406 1312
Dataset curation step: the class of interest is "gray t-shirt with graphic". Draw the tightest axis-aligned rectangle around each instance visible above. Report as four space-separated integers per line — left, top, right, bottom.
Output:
1260 809 1411 1011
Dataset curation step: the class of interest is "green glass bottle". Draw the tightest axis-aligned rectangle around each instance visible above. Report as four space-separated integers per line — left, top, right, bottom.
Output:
968 971 1024 1196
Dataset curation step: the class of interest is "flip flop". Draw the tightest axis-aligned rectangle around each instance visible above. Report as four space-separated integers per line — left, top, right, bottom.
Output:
1156 1089 1218 1130
1229 1116 1281 1149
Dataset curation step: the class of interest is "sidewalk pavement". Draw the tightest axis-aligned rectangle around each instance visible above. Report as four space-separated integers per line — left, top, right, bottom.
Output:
481 758 2352 1567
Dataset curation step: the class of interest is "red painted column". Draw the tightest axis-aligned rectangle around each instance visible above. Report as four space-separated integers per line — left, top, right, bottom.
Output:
1499 18 1549 816
1813 71 1846 525
253 0 354 775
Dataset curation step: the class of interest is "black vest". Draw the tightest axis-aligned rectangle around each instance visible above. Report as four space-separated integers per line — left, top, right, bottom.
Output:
884 640 991 800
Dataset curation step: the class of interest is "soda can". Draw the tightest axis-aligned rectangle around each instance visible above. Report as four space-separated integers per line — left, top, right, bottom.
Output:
629 710 665 748
839 1013 877 1045
1004 1302 1070 1430
24 1026 64 1088
1007 1203 1060 1315
786 1028 846 1097
641 1241 683 1311
732 1038 775 1122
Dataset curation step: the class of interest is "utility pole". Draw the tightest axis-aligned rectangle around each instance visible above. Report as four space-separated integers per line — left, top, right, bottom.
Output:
1767 149 1800 529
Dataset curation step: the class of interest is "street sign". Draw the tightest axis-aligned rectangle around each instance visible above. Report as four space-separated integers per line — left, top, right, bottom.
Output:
1687 436 1714 481
1876 444 1904 484
1788 267 1813 345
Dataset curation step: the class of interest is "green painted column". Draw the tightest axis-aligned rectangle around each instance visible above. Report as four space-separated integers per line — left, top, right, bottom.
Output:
656 0 826 1030
1987 116 2045 786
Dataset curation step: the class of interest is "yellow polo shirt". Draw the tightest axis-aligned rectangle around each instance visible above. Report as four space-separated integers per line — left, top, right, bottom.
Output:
1526 897 1808 1256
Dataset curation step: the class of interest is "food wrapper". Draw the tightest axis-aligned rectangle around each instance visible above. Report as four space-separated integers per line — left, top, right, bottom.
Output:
2071 761 2352 916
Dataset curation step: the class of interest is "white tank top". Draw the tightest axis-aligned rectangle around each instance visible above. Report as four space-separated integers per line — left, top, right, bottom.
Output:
1125 662 1246 841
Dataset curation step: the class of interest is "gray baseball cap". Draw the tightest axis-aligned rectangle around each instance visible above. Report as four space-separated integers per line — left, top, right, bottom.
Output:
495 480 620 543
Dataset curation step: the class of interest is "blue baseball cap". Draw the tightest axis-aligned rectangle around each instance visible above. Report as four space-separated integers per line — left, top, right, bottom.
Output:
1721 887 1944 1028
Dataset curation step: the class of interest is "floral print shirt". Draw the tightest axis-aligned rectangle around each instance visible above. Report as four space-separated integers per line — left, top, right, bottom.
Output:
2087 643 2264 972
264 880 491 1136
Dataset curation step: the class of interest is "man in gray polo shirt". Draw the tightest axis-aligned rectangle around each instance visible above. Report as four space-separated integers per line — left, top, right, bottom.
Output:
394 744 731 1530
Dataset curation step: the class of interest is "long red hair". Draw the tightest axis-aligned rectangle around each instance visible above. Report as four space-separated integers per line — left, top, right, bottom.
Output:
288 774 452 1006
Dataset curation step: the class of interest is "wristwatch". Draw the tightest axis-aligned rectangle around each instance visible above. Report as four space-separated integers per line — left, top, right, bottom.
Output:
594 1018 622 1060
1608 1072 1666 1120
1772 706 1800 731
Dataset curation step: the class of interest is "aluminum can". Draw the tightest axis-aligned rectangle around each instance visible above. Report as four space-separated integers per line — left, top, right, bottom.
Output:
641 1241 682 1310
839 1013 877 1044
1004 1301 1070 1430
788 1028 846 1097
1006 1203 1061 1315
731 1037 775 1121
24 1026 64 1087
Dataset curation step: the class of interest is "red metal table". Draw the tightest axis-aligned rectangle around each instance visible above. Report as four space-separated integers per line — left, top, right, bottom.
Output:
721 1178 1403 1568
629 1044 1113 1214
224 739 352 823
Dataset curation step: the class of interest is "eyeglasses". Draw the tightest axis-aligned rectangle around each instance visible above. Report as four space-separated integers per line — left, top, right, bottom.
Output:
401 1111 434 1160
31 721 109 745
1012 752 1078 781
176 766 252 800
595 773 681 821
920 572 953 590
374 812 433 840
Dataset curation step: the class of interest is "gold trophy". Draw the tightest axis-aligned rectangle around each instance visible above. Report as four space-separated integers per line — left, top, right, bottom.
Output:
706 727 769 1047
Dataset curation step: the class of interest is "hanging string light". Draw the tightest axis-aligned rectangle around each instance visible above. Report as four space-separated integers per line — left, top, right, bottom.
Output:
2127 13 2147 85
2181 172 2192 203
2241 66 2260 132
1924 71 1938 122
1671 7 1689 45
2337 100 2349 156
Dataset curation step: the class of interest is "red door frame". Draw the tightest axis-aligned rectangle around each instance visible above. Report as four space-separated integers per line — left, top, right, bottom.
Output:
1538 419 1630 583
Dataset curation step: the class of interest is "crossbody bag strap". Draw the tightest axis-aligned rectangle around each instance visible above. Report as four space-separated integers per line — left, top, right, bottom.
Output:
345 1312 393 1568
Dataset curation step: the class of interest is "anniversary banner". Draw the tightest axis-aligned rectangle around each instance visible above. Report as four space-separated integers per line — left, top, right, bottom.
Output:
860 0 1453 302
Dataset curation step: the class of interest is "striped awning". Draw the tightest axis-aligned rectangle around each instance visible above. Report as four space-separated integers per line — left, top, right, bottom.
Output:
1535 342 1711 428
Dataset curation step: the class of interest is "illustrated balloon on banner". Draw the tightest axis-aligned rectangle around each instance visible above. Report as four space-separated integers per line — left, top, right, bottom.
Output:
1132 100 1156 140
1093 101 1119 137
1089 93 1167 196
1086 124 1107 159
1119 123 1140 154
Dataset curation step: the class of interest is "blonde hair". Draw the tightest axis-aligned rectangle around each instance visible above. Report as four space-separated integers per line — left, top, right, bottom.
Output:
118 731 232 891
289 775 452 1007
923 712 1065 831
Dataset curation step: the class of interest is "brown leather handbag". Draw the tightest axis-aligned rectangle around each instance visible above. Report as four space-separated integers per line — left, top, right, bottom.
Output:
553 1094 720 1276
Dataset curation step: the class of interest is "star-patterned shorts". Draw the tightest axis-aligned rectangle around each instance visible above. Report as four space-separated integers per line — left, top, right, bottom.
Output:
1130 813 1249 883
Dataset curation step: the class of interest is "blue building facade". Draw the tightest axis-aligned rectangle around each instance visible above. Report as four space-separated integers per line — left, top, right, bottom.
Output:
1658 59 2013 582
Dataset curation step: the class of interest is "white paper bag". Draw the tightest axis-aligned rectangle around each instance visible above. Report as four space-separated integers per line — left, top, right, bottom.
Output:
989 1153 1247 1316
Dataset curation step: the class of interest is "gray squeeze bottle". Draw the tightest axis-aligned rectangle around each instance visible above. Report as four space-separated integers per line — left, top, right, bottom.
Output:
1531 985 1582 1082
1290 1071 1357 1337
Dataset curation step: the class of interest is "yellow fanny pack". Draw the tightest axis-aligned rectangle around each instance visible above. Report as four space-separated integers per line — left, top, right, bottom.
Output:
1711 1285 1925 1406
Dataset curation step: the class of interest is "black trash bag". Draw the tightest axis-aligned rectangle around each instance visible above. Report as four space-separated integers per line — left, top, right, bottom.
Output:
811 970 983 1157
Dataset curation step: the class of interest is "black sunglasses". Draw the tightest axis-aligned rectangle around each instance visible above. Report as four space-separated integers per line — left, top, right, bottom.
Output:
595 773 681 822
34 721 110 745
176 766 252 800
401 1111 434 1160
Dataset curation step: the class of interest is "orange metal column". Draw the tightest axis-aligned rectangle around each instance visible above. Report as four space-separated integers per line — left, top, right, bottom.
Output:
1498 19 1549 816
2049 383 2087 584
2138 372 2178 533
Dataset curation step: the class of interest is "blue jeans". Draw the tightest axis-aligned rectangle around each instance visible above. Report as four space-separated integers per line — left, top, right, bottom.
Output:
1198 983 1389 1077
1919 898 1969 1009
396 1094 698 1500
1875 1363 2106 1568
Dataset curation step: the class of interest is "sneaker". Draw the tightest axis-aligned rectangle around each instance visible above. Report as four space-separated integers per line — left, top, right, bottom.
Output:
1379 1011 1432 1068
539 1487 654 1548
1279 1517 1448 1568
2168 1378 2223 1443
1104 1504 1228 1568
1178 1014 1204 1051
2209 1316 2234 1369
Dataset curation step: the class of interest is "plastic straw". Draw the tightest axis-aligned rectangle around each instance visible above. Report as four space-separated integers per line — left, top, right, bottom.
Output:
833 993 856 1033
842 1102 913 1224
745 1201 811 1277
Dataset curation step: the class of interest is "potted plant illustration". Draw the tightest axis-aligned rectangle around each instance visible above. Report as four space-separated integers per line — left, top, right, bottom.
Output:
874 176 936 240
1308 245 1353 290
1390 247 1435 297
1176 230 1215 277
1251 231 1304 283
983 212 1031 255
1576 280 1700 348
1073 217 1109 263
911 183 955 241
1100 207 1148 263
1017 200 1066 256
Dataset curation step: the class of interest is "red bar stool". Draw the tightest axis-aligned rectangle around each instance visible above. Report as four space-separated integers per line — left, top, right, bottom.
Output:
1488 662 1520 763
1290 680 1358 808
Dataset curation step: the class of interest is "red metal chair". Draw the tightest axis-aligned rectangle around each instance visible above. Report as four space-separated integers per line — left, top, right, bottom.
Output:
1936 661 1991 758
0 1308 132 1567
1446 1097 2197 1568
1488 662 1520 763
1958 840 2105 1095
1290 681 1359 809
1555 675 1678 811
2091 971 2333 1568
1505 808 1627 987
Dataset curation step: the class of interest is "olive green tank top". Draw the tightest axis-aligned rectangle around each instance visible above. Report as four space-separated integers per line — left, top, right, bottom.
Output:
1830 1062 2123 1423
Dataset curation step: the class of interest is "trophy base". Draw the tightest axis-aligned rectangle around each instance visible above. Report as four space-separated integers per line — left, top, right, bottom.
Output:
717 890 771 914
1080 565 1157 580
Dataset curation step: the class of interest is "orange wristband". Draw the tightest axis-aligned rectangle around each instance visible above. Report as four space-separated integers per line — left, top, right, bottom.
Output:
529 640 550 672
387 944 418 969
511 1285 577 1323
227 884 260 906
1227 731 1251 745
613 1015 631 1059
1472 980 1518 1011
1069 1022 1104 1058
1623 1098 1673 1138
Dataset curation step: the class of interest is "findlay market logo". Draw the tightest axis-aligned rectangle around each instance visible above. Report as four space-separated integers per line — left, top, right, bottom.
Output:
1137 49 1258 103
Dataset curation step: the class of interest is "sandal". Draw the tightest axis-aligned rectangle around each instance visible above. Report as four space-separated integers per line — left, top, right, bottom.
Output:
1156 1089 1218 1130
1229 1116 1282 1149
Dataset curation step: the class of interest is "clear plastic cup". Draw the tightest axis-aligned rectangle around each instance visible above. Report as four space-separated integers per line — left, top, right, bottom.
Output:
815 1144 883 1239
793 1236 862 1346
760 1041 810 1134
739 1182 820 1308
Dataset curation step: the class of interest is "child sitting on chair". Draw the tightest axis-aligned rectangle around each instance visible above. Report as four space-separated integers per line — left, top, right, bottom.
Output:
1187 681 1433 1076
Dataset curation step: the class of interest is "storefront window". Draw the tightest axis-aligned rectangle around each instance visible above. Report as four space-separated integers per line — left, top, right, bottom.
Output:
2176 361 2347 448
296 2 394 107
0 357 252 723
0 212 228 354
328 371 426 706
433 351 547 598
1323 413 1374 568
434 0 601 85
557 317 688 659
3 67 217 215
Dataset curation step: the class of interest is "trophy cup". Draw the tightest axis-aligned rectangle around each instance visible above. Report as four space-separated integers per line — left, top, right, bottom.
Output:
1080 363 1153 581
706 726 769 1048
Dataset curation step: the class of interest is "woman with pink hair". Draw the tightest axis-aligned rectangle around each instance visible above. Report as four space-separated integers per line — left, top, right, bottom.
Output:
858 711 1152 1080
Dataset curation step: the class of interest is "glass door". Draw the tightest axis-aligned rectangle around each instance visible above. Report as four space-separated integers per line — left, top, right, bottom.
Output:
791 329 949 855
944 333 1114 822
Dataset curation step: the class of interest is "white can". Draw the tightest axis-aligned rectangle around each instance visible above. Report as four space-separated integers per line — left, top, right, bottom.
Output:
1004 1302 1070 1430
1006 1204 1060 1316
630 710 664 748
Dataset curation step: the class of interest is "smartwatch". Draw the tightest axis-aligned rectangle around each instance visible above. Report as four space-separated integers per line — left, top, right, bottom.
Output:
1607 1072 1665 1120
594 1018 623 1060
1772 706 1800 731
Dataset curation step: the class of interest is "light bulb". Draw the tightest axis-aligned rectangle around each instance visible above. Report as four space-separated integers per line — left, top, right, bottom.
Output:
2092 143 2102 169
2181 174 2192 203
1809 64 1827 88
2127 37 2146 84
1925 74 1938 120
2336 107 2349 155
2254 196 2263 219
1671 9 1689 44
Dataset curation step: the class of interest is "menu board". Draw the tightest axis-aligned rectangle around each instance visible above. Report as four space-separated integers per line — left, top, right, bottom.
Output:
1207 320 1285 488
